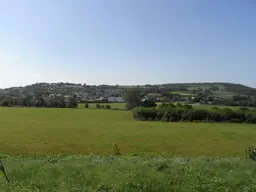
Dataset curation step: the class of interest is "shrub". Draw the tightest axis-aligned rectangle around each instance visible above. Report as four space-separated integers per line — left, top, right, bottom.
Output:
141 100 157 108
105 104 111 109
85 103 89 108
1 99 11 107
191 108 209 121
132 107 157 120
96 104 101 108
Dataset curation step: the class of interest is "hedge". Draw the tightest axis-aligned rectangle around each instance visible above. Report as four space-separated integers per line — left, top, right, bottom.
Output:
132 104 256 123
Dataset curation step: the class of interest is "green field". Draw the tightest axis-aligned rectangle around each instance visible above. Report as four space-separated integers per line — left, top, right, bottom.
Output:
1 155 256 191
1 107 256 191
0 107 256 157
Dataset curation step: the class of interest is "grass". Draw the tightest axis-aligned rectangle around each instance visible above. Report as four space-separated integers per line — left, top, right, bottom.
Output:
0 107 256 157
1 155 256 191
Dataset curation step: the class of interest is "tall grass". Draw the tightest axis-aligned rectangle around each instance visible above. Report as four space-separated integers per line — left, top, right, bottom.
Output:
0 155 256 191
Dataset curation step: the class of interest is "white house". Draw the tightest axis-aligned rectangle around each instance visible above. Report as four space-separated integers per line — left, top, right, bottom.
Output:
108 97 125 103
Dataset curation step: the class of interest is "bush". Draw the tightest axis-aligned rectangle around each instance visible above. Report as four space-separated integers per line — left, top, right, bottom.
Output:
96 104 101 108
105 104 111 109
1 99 11 107
132 107 158 120
191 108 209 121
85 103 89 108
141 100 157 108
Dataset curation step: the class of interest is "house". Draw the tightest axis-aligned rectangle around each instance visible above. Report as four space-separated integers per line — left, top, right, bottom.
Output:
108 97 125 103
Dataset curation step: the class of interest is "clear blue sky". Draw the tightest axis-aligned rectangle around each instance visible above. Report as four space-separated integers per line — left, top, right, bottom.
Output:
1 0 255 88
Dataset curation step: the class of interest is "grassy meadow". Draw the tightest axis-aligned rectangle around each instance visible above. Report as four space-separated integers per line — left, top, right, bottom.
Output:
1 106 256 191
1 155 256 191
0 107 256 157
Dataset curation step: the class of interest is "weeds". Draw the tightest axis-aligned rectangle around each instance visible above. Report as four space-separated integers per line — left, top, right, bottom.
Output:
112 144 121 156
245 146 256 161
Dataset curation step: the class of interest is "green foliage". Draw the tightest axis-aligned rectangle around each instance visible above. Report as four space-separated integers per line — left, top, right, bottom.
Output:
133 103 256 123
67 95 78 108
141 99 157 108
105 104 111 109
96 104 101 108
0 99 11 107
85 102 89 108
123 88 142 110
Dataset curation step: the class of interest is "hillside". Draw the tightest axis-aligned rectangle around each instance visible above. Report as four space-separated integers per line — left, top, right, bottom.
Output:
160 82 256 96
0 82 256 107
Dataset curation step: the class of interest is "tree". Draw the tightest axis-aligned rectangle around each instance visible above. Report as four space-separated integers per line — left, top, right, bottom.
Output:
123 88 142 110
35 94 46 107
56 96 67 108
22 95 34 107
67 95 78 108
1 99 11 107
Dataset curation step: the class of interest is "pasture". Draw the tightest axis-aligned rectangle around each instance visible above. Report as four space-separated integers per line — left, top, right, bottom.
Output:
0 107 256 157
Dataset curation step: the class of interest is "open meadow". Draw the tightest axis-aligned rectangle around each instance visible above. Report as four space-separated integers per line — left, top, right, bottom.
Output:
0 107 256 157
1 107 256 191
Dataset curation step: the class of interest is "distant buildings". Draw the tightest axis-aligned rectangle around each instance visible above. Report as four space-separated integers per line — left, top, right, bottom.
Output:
108 97 125 103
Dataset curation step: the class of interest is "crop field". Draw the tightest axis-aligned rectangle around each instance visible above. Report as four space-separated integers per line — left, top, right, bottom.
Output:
1 155 256 191
0 107 256 157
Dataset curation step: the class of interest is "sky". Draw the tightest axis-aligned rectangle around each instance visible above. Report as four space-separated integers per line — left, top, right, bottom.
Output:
0 0 256 88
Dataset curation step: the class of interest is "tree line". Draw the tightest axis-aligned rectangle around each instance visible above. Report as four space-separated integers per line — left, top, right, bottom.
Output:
1 95 78 108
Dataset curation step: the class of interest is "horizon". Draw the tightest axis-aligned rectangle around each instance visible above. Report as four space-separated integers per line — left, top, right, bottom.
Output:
1 81 255 89
1 0 256 88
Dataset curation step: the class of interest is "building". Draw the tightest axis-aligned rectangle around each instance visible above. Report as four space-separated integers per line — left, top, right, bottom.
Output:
108 97 125 103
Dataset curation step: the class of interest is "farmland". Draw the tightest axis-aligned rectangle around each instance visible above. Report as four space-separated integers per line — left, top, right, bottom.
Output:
1 107 256 191
0 107 256 157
